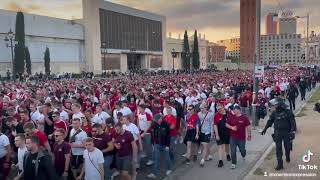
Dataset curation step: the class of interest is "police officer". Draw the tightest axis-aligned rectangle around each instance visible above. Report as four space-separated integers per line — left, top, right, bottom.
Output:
261 98 296 170
287 83 299 111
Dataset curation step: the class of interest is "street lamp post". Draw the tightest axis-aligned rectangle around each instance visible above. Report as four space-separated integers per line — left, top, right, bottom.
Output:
252 0 261 129
100 42 108 72
4 29 17 78
171 48 178 71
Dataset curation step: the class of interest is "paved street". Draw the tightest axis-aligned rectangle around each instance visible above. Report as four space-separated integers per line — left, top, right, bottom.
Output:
123 87 318 180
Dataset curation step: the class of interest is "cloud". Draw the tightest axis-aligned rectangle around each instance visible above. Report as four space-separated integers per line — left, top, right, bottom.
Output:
4 1 42 13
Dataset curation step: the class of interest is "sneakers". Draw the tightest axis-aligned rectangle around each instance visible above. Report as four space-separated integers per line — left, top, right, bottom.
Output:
166 170 172 176
218 160 224 168
182 153 187 157
198 149 202 154
206 155 213 161
243 157 246 162
226 154 231 161
230 164 236 169
112 171 120 177
147 173 157 179
140 153 147 159
286 157 290 163
185 159 191 165
200 159 205 167
193 155 197 162
275 165 284 171
146 160 154 166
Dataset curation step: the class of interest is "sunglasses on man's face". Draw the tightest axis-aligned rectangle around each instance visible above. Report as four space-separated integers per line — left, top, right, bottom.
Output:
187 108 192 111
54 134 62 137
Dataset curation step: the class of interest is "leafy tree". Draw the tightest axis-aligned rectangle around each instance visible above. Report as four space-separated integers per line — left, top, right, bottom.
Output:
25 47 31 75
192 30 200 69
14 12 25 74
44 47 51 75
182 30 190 70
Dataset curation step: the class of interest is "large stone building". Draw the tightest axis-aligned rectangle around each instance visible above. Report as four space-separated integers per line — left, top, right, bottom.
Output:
166 34 209 70
208 43 226 64
217 38 240 61
81 0 166 73
305 31 320 64
277 10 297 34
240 0 256 63
0 9 85 75
260 34 302 65
0 0 167 75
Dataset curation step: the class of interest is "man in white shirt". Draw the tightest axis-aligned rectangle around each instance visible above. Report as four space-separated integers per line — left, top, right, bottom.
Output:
92 105 110 126
174 92 184 106
113 102 122 124
72 103 85 123
56 102 69 124
69 118 87 179
0 132 11 180
13 134 28 180
163 101 177 117
77 138 104 180
30 103 45 131
120 100 133 117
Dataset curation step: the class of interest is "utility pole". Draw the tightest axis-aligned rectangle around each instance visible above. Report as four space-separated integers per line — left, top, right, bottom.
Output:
252 0 261 129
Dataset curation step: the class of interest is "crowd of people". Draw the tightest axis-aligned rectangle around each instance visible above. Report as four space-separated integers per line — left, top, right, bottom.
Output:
0 68 318 180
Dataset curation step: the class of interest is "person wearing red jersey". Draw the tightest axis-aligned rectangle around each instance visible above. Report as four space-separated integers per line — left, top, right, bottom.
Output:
23 122 51 153
184 105 200 165
226 105 251 169
52 111 68 132
163 107 177 166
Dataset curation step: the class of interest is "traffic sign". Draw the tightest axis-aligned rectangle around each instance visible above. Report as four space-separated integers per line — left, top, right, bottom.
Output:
255 65 264 77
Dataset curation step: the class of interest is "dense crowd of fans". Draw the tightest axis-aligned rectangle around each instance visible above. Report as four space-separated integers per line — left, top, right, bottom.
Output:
0 68 318 180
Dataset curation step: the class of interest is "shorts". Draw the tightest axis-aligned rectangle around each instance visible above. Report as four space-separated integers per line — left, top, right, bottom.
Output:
199 133 211 143
71 155 83 169
184 129 198 143
216 134 230 145
116 155 132 172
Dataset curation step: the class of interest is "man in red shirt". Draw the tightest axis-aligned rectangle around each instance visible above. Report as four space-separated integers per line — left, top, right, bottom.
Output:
52 111 68 132
23 122 51 153
226 105 251 169
53 128 71 178
163 107 177 165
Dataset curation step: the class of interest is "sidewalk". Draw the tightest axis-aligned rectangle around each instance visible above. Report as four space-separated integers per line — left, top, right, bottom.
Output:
165 87 318 180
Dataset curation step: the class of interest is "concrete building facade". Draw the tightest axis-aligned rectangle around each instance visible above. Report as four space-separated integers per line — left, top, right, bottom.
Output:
305 31 320 64
260 34 302 65
0 9 85 75
82 0 166 74
265 13 278 35
217 37 240 61
0 0 167 75
277 10 297 34
208 43 226 64
166 34 209 70
240 0 256 63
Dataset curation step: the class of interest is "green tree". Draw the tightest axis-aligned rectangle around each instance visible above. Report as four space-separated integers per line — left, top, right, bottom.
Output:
25 47 31 75
192 30 200 69
44 47 51 75
14 12 26 74
182 30 190 70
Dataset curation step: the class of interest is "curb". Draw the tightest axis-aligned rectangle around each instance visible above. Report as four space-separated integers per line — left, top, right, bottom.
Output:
242 86 318 180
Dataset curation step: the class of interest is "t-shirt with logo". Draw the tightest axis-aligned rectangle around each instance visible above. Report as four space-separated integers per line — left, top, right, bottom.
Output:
164 114 177 137
93 133 113 156
227 114 250 141
114 130 134 157
53 141 71 175
186 113 200 129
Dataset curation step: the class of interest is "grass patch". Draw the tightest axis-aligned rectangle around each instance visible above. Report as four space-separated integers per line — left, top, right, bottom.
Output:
308 87 320 103
253 167 265 175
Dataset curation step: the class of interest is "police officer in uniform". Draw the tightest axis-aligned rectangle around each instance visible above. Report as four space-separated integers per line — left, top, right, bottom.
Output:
261 98 296 170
